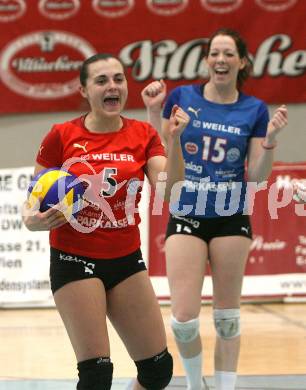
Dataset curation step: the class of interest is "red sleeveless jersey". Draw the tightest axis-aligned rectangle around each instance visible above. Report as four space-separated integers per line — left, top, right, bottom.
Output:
36 115 165 259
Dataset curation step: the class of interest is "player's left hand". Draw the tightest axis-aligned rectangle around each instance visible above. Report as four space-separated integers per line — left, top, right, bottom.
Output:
267 105 288 138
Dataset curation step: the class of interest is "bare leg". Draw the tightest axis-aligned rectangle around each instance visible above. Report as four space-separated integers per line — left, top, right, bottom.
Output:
166 234 208 389
107 270 169 390
53 278 109 362
209 236 251 389
53 278 112 389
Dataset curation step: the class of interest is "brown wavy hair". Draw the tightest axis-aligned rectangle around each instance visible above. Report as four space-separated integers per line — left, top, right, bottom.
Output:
205 28 253 89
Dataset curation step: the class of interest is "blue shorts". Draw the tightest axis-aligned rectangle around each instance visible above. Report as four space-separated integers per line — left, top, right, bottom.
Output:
50 247 147 294
166 213 252 244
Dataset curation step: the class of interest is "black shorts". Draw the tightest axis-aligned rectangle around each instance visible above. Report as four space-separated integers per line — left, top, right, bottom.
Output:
166 213 252 244
50 247 147 294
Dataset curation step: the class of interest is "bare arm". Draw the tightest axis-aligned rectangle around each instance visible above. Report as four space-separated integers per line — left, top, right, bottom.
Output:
247 105 288 182
145 106 189 202
141 79 166 137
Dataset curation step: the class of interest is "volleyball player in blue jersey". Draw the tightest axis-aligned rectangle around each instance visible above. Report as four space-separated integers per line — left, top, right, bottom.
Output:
142 28 288 390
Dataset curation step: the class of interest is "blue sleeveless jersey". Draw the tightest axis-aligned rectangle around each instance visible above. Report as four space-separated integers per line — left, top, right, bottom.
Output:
163 84 269 218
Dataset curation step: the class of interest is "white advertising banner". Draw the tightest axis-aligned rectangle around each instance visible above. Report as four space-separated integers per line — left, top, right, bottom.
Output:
0 166 53 307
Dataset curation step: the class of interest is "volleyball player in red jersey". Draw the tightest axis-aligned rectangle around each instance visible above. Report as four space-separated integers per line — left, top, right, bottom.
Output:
22 53 190 390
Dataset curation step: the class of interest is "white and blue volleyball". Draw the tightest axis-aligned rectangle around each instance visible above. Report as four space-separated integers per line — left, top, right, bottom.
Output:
27 167 85 218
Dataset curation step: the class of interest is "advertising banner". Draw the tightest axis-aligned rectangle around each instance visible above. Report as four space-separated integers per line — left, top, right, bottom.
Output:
0 0 305 114
148 162 306 301
0 167 52 307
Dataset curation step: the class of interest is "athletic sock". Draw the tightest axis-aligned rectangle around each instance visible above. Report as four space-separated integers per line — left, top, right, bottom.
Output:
181 351 204 390
215 370 237 390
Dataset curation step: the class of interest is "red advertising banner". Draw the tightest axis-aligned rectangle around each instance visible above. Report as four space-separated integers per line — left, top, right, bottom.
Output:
148 162 306 300
0 0 305 114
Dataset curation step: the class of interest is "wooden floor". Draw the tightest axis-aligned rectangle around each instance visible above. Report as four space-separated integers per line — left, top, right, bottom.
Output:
1 303 306 380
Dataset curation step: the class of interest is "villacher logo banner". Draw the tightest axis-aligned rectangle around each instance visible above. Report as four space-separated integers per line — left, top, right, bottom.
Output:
0 0 304 114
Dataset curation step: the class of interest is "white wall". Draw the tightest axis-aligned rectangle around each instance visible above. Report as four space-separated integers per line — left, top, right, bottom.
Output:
0 104 305 169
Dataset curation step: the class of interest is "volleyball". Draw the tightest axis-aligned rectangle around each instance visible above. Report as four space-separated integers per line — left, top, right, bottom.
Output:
27 167 85 217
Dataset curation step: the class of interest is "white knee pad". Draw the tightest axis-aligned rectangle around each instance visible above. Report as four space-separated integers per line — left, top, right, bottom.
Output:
213 308 240 340
171 316 200 343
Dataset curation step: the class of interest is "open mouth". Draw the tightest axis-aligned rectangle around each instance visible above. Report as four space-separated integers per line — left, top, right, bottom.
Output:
215 69 229 75
103 96 120 106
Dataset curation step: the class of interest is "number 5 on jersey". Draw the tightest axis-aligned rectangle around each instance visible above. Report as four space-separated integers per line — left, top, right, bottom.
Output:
100 168 118 197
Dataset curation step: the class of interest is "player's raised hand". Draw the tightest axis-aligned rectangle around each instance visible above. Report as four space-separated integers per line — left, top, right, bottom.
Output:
141 79 167 111
168 105 190 138
267 105 288 137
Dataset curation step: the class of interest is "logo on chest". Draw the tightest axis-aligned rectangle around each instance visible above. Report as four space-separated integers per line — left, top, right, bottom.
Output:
226 147 241 163
73 142 88 153
188 106 202 118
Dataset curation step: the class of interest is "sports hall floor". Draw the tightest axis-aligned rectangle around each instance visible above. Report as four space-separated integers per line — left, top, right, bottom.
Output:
1 303 306 389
